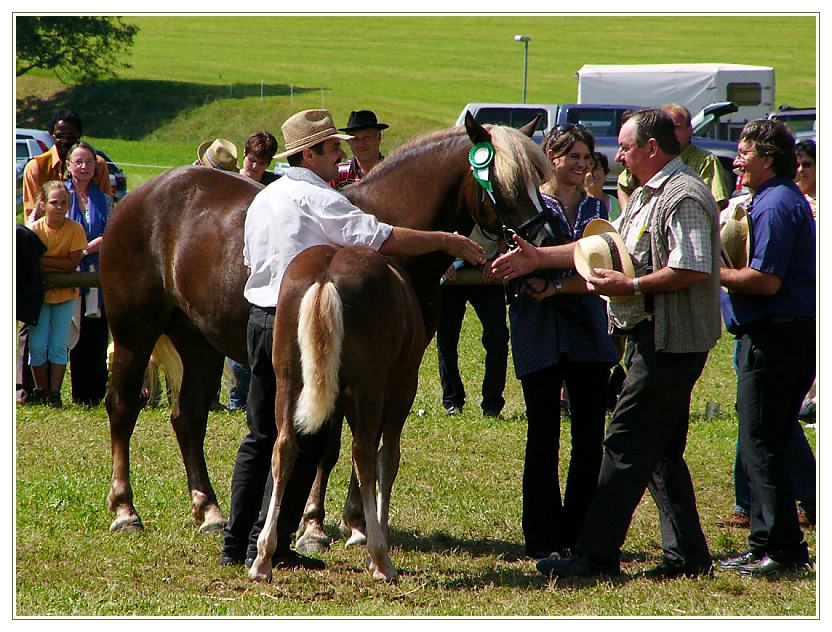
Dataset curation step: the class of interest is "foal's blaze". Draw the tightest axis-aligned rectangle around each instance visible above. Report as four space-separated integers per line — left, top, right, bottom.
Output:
294 282 344 435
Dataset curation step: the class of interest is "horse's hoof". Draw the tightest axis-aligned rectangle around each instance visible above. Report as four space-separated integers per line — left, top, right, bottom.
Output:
110 515 143 532
344 529 367 547
198 518 226 534
372 568 398 582
248 560 273 583
296 534 331 555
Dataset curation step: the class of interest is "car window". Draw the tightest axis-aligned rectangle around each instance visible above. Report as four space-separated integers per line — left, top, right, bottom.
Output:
474 108 548 131
564 108 621 137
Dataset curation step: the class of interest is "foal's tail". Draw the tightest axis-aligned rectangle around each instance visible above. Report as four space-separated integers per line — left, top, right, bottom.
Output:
294 281 344 435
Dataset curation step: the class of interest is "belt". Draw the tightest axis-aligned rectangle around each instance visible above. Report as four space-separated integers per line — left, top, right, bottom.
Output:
252 305 276 315
767 316 814 324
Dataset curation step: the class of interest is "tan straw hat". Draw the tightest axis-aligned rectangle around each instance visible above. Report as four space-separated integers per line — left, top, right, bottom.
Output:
574 219 636 303
720 204 750 269
197 138 239 171
277 109 353 158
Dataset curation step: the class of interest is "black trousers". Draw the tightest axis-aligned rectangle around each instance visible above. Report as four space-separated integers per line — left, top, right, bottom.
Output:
576 321 711 571
16 322 35 399
737 319 814 563
222 306 328 560
69 301 109 405
520 361 610 555
436 283 508 413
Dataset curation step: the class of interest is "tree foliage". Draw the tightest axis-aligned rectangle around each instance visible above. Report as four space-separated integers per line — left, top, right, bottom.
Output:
16 16 139 83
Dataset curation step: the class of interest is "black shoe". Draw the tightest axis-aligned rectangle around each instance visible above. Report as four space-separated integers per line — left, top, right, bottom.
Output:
526 549 556 561
47 391 63 408
717 551 760 570
482 409 501 418
444 405 462 416
642 559 713 579
536 554 619 578
29 388 48 405
220 552 246 567
736 555 810 577
244 549 326 570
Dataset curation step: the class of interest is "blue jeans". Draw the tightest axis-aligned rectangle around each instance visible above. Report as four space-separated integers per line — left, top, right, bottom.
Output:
227 358 251 410
28 300 75 366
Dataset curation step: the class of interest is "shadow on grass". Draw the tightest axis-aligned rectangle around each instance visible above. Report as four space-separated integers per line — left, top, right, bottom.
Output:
16 78 322 140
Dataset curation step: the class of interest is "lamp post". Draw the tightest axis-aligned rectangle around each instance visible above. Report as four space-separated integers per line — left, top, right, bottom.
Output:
514 35 531 103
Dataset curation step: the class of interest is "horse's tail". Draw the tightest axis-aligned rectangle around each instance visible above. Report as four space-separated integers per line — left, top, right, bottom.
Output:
294 281 344 435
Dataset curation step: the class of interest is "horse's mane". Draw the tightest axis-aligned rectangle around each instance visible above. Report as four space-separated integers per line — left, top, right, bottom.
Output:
358 125 553 197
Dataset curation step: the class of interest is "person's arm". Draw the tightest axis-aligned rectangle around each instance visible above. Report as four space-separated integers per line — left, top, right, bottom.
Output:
379 227 485 265
489 234 576 280
587 266 709 297
720 267 782 296
95 157 113 195
41 249 84 273
22 161 42 222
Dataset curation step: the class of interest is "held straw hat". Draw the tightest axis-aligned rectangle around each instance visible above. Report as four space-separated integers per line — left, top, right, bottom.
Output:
277 109 353 158
720 203 750 269
573 219 636 303
197 138 239 172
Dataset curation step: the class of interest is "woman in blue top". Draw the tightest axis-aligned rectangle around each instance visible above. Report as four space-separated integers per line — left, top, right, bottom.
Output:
65 141 114 406
508 125 618 559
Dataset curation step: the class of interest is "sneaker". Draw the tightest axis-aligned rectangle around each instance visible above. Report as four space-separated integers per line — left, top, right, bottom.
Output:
736 555 811 578
444 405 462 416
47 391 63 408
718 551 760 570
716 511 750 528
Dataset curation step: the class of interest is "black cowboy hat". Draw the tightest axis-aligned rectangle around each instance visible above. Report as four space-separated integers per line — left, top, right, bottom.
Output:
338 110 389 132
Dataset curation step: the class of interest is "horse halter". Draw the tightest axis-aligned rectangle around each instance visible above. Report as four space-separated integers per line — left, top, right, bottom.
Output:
468 141 557 248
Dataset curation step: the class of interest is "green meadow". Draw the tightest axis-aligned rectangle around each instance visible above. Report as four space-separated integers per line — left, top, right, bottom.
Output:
15 14 817 617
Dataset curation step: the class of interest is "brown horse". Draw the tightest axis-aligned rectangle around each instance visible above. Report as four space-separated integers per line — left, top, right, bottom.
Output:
99 114 551 550
247 115 553 582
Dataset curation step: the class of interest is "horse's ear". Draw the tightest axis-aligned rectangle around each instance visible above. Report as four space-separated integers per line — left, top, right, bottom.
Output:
518 114 542 138
464 111 491 144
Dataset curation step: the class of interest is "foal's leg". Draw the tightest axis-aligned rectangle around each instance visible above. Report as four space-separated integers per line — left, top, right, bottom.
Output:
106 341 155 531
350 404 396 582
167 327 227 533
296 409 343 554
249 423 298 582
376 391 412 542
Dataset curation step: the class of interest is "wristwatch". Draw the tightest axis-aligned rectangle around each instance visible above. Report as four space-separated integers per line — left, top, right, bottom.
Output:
632 277 642 296
82 249 89 257
553 278 562 294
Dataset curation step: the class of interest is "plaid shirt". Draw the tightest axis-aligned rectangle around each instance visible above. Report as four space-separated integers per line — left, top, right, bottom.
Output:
610 157 714 330
329 155 384 190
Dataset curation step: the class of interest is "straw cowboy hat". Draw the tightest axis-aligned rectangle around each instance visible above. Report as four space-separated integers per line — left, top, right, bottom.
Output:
338 110 389 132
197 138 239 171
720 203 750 269
574 218 636 303
277 109 353 158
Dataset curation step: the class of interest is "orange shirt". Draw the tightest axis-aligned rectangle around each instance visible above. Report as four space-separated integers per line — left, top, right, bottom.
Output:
30 217 88 304
22 145 111 220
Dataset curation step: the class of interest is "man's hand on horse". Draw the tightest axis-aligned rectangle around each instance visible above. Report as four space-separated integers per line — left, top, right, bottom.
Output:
490 234 540 280
447 233 486 265
586 268 634 297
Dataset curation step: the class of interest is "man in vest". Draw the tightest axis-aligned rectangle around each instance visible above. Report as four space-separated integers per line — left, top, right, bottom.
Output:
492 108 721 579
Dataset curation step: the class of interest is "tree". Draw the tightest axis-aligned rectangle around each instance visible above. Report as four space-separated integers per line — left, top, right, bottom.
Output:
16 16 139 83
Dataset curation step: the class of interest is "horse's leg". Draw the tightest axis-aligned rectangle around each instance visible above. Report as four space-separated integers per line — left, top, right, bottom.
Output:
296 409 343 554
249 423 298 582
376 394 412 542
349 403 396 582
166 327 227 533
341 466 368 547
105 340 155 532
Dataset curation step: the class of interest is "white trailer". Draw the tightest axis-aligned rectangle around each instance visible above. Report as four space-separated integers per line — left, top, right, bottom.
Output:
576 63 775 140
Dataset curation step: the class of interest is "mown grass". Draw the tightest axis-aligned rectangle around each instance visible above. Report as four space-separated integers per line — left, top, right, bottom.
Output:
15 15 816 189
15 313 817 617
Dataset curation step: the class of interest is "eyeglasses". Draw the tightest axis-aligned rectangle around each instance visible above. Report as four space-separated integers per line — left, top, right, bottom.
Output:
52 132 80 141
798 161 814 169
70 159 95 167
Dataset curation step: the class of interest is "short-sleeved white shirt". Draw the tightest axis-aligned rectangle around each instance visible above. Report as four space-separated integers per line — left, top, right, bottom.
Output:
243 166 393 308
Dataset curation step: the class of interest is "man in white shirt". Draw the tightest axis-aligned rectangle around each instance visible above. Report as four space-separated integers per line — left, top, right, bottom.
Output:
221 109 484 570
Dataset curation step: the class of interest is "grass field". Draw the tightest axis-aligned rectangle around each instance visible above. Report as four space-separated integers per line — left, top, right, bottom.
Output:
15 316 817 616
14 14 817 617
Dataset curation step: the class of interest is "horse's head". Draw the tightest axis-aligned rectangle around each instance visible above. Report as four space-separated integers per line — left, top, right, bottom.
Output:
463 112 556 247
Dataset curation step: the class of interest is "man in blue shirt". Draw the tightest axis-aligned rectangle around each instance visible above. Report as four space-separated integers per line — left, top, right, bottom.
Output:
719 120 816 577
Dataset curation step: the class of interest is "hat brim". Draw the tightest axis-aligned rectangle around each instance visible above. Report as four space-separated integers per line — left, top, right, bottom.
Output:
197 140 212 163
720 217 749 269
337 124 389 132
276 132 354 159
574 220 635 303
